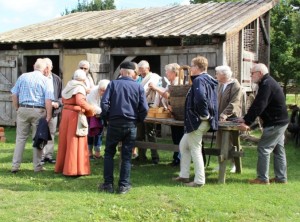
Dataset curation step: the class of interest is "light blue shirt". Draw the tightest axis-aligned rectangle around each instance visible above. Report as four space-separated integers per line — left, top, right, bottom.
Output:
11 70 54 107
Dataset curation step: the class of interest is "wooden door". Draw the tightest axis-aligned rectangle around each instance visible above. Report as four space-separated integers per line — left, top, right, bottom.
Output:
86 53 110 83
242 50 257 92
0 56 18 126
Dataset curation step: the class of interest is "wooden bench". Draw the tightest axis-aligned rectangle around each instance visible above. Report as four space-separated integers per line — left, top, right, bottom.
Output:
136 117 244 183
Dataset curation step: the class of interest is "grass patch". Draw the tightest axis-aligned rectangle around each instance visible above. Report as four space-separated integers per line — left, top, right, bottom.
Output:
0 127 300 221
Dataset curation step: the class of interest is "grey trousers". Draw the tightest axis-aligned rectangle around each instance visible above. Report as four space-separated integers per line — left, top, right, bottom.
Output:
43 116 58 159
257 124 288 182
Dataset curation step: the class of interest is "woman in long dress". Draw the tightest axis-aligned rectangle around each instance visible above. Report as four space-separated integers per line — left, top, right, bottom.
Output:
55 69 95 176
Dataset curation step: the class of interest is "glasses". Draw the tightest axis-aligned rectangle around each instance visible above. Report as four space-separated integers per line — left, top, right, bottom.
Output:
250 71 259 76
80 67 88 71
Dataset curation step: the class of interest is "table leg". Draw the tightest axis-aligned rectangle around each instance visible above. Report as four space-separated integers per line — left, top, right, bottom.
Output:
218 131 230 183
232 131 242 174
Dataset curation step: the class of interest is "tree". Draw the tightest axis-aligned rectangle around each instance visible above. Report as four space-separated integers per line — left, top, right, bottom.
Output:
62 0 115 15
190 0 300 95
270 0 300 95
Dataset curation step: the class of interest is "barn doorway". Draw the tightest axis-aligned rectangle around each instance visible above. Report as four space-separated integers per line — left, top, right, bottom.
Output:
113 55 161 78
25 56 60 78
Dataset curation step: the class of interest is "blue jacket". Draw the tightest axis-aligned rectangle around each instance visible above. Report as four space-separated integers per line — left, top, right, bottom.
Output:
101 76 148 126
33 118 52 149
184 73 218 133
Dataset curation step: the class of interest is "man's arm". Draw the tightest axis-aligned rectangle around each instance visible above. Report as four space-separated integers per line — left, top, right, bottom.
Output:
12 94 19 111
45 99 53 122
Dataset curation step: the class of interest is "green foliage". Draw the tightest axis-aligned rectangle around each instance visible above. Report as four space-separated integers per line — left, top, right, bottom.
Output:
270 0 300 94
62 0 115 15
1 127 300 221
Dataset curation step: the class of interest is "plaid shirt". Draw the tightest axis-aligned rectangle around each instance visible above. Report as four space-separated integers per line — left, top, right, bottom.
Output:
11 70 54 107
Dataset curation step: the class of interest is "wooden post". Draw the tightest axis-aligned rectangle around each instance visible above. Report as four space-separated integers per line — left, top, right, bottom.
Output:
0 127 6 142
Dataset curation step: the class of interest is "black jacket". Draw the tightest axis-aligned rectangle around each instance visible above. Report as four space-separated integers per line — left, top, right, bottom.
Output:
244 74 289 127
33 118 52 149
51 73 63 117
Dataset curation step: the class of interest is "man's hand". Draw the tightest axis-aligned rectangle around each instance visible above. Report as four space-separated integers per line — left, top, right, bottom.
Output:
52 101 59 109
238 123 250 131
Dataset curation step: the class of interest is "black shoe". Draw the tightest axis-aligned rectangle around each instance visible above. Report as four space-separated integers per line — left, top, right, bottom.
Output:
117 185 131 194
152 159 159 164
43 157 56 164
169 161 180 167
11 169 19 173
98 183 114 193
134 156 147 162
47 158 56 164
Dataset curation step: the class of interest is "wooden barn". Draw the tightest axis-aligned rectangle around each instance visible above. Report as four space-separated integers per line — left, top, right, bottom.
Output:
0 0 278 126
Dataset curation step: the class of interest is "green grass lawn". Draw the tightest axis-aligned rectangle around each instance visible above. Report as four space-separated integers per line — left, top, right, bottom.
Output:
0 127 300 222
286 94 300 106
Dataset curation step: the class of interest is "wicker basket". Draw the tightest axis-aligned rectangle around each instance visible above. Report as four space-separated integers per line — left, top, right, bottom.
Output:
169 65 191 120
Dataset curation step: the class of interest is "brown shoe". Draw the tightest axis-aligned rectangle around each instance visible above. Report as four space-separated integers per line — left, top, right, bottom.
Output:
269 178 287 184
172 177 189 183
249 178 270 185
185 182 204 187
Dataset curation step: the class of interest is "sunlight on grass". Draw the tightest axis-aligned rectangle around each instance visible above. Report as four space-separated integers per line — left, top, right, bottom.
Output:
0 127 300 221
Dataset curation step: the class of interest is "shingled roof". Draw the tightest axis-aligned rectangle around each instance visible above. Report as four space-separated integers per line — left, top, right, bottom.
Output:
0 0 278 44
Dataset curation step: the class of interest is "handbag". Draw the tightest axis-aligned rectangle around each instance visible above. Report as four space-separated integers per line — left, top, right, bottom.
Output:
76 112 89 136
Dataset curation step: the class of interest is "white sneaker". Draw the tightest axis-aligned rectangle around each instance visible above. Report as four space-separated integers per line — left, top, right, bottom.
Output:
230 165 236 173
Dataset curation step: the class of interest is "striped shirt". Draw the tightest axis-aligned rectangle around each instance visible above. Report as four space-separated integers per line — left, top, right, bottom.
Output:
11 70 54 107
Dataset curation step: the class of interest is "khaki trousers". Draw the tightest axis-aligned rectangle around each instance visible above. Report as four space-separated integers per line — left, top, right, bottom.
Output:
179 121 210 184
12 107 46 171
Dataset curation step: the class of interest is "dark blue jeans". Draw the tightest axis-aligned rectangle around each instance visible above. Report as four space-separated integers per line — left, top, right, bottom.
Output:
103 124 137 187
171 125 184 162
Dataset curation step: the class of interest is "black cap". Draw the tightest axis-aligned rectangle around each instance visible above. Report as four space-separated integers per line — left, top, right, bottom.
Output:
120 61 135 70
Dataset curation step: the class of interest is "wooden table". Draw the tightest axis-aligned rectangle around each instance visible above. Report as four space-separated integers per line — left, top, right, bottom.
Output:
217 121 243 183
135 117 244 184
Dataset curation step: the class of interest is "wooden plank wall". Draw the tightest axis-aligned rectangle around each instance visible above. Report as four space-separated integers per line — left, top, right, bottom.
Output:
0 56 18 126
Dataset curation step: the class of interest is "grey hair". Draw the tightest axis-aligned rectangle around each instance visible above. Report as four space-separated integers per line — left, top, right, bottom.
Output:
34 58 47 72
44 58 53 69
73 69 87 81
165 63 180 76
252 63 269 75
78 60 90 69
138 60 150 68
98 79 110 90
215 65 232 79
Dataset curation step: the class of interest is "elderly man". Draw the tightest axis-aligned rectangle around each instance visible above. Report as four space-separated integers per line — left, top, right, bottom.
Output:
215 65 244 173
99 61 148 194
11 58 54 173
237 63 289 184
42 58 62 164
135 60 162 164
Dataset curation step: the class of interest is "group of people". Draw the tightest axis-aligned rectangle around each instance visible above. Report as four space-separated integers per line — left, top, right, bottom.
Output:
10 55 289 194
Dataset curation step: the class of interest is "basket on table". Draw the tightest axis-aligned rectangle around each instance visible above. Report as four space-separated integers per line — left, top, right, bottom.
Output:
147 107 172 119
